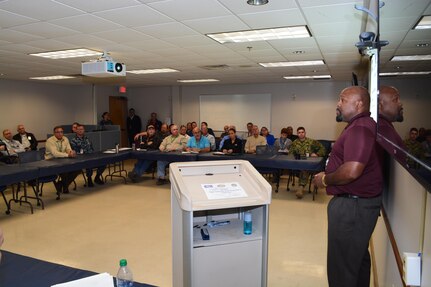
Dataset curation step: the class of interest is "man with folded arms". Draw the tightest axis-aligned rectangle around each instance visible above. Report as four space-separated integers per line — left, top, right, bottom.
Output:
156 125 187 185
2 129 26 156
45 126 80 195
13 124 38 151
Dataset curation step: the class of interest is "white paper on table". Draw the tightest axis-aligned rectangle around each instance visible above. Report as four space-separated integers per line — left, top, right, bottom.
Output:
119 147 132 151
201 182 248 200
51 272 114 287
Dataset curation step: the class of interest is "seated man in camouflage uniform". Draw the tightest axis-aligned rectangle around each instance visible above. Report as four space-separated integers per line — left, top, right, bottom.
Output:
289 126 326 199
70 124 105 187
404 127 425 168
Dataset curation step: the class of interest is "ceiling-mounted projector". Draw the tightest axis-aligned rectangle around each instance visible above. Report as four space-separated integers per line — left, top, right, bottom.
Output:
81 52 126 77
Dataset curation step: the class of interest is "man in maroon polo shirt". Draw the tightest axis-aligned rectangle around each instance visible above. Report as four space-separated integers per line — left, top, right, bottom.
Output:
313 86 383 287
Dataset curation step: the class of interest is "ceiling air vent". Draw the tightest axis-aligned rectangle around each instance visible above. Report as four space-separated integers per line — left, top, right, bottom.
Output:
200 64 230 70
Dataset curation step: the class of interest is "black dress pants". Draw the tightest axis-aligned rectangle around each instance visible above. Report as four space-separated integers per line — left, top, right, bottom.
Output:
327 195 382 287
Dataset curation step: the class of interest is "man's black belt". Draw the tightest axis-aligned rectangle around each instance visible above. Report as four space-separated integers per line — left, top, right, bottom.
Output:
335 193 381 199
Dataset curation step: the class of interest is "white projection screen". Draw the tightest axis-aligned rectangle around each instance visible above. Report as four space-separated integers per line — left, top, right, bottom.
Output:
199 94 271 132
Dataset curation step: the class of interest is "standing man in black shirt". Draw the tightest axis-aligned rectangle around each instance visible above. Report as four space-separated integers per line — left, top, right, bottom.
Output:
127 108 142 147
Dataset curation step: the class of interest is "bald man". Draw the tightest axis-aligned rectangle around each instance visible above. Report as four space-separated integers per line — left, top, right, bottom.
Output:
377 86 406 162
13 124 38 151
313 86 383 287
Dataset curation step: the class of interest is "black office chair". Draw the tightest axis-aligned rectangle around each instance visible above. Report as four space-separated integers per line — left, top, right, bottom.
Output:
255 145 281 192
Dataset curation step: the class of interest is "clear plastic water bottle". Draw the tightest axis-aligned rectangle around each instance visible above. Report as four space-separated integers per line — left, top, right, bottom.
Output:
115 144 119 154
116 259 133 287
244 211 252 235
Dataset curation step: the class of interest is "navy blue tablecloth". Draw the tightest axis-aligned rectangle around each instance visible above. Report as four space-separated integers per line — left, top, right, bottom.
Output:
0 250 156 287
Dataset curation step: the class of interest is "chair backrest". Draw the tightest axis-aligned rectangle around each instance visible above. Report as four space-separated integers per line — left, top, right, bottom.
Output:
18 150 44 163
317 140 333 157
256 145 276 155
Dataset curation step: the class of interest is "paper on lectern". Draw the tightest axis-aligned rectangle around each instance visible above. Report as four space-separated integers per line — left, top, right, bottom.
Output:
201 182 248 200
51 272 114 287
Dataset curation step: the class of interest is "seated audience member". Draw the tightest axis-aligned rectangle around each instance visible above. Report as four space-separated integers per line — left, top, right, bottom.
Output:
71 122 79 133
221 128 242 154
45 126 81 194
159 123 170 139
0 140 16 164
201 122 215 137
187 122 198 136
286 126 298 141
185 127 210 153
245 125 267 154
404 127 425 168
179 125 190 140
129 125 163 183
2 129 26 156
417 127 426 143
246 122 253 137
422 130 431 158
70 124 105 187
157 125 188 185
274 128 292 153
99 112 113 127
220 125 229 138
260 127 275 146
201 126 216 150
186 122 193 136
218 125 240 150
13 124 38 151
147 112 162 131
290 126 325 199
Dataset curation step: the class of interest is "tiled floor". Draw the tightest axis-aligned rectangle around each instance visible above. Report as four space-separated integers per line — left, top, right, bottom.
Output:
0 161 330 287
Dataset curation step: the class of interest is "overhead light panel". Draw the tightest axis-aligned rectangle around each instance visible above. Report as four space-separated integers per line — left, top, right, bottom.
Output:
177 79 219 83
414 15 431 30
30 48 102 59
128 68 179 74
284 75 331 80
391 55 431 61
379 71 431 76
260 60 324 67
29 75 76 80
207 26 310 44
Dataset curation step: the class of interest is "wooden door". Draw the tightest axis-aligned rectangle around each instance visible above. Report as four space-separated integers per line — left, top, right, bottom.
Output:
109 96 128 147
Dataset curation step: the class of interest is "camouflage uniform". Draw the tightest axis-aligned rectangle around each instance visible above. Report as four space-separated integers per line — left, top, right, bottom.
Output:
404 139 424 169
290 138 326 187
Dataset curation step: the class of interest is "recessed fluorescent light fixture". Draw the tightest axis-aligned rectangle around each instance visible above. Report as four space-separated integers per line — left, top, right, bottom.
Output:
128 68 179 74
30 48 102 59
379 71 431 76
284 75 331 80
177 79 219 83
391 55 431 61
29 75 75 80
260 60 324 67
414 15 431 30
206 26 310 44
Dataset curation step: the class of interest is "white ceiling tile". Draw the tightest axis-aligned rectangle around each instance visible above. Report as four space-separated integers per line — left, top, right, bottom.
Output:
218 0 297 14
0 9 39 28
24 39 75 51
309 21 361 38
403 29 431 41
380 17 418 33
298 0 361 8
125 38 176 51
1 28 44 43
163 35 218 48
94 5 174 27
224 41 274 52
183 15 250 34
50 14 124 33
238 9 306 29
0 0 84 21
288 53 324 61
380 0 431 18
10 22 79 38
267 38 318 49
55 0 142 13
302 3 362 25
0 43 45 54
55 34 116 48
92 29 154 43
134 22 198 39
148 0 232 21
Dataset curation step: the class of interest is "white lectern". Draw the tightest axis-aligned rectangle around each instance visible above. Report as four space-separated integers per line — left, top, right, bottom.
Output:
170 160 272 287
